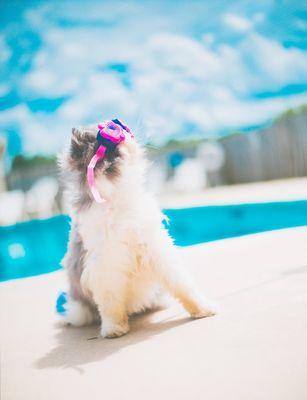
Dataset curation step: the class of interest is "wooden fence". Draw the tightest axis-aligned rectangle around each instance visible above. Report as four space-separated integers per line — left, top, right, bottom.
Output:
208 109 307 185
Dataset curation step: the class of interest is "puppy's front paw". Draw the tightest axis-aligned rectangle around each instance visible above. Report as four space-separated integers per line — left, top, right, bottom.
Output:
190 299 219 319
100 320 129 338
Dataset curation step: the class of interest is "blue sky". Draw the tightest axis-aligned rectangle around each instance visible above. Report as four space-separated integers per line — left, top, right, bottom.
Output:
0 0 307 155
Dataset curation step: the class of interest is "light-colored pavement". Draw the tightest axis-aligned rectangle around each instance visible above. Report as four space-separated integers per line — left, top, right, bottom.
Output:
160 177 307 207
1 227 307 400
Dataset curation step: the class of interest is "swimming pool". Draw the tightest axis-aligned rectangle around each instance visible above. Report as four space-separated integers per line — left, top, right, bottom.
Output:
1 200 307 282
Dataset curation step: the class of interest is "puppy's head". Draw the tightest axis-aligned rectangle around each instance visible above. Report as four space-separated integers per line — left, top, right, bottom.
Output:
60 124 142 206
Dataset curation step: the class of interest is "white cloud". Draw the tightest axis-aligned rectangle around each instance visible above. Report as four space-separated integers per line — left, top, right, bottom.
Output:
58 72 138 122
0 105 66 154
295 18 307 31
0 35 11 63
0 83 10 97
16 30 307 149
238 33 307 91
209 93 307 130
223 13 253 32
23 69 79 97
202 33 215 46
253 12 265 24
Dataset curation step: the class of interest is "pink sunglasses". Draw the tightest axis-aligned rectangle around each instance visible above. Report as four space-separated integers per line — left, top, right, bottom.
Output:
87 119 133 203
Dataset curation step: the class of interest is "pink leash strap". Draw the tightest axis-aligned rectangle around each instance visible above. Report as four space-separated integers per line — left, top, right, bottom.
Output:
87 145 107 203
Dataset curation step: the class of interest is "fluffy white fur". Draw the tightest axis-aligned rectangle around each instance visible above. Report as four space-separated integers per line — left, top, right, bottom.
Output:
64 298 98 327
62 130 217 338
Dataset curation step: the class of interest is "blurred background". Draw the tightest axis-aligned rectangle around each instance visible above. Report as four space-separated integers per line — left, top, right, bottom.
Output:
1 0 307 280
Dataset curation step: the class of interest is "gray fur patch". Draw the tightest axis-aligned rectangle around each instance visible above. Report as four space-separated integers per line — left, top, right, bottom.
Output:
59 125 121 211
63 222 98 314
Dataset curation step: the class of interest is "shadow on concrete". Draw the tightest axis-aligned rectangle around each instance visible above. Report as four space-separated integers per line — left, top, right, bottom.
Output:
35 310 192 373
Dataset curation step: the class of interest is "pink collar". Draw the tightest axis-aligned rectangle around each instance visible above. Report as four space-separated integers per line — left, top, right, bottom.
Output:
87 119 133 203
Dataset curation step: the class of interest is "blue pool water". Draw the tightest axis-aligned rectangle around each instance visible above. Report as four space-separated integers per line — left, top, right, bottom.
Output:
1 201 307 282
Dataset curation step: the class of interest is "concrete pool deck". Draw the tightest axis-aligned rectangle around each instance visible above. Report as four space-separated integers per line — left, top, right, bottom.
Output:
160 177 307 207
1 226 307 400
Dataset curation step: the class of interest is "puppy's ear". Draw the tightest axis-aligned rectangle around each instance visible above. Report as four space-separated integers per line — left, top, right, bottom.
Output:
68 127 97 171
70 128 84 161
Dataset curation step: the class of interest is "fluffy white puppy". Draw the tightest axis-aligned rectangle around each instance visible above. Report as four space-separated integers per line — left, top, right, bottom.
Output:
60 123 217 338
